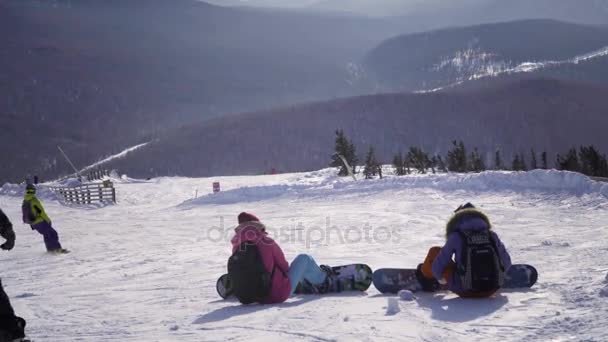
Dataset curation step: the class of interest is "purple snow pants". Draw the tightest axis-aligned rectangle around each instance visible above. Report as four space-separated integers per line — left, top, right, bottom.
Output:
31 221 62 251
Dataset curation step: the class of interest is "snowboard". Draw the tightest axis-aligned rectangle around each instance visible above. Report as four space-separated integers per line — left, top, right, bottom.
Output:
216 264 373 299
372 264 538 294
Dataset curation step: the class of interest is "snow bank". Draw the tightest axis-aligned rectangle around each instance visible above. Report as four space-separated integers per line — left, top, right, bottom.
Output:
181 169 608 206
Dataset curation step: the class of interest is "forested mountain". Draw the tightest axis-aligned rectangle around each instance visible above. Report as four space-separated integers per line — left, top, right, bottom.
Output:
105 78 608 178
363 20 608 92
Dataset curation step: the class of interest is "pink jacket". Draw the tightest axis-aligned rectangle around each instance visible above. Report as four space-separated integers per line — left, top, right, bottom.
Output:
230 221 291 304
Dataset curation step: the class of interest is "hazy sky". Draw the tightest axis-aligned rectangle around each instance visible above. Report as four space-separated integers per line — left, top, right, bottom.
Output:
203 0 488 13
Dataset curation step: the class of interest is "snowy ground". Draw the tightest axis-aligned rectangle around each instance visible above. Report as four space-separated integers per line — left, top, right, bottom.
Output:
1 169 608 341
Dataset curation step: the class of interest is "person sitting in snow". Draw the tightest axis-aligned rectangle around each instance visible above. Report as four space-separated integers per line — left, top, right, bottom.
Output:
227 212 336 304
416 202 512 298
21 184 67 254
0 208 28 341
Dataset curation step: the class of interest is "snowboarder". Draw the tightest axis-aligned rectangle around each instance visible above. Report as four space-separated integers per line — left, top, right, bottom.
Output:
0 208 28 341
21 184 67 253
416 202 512 298
228 212 335 304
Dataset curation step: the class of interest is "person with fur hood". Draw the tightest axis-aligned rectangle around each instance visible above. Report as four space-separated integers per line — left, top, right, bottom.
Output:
228 212 335 304
416 203 512 298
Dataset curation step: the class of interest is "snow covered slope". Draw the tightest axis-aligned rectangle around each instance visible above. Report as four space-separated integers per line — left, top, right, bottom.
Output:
1 169 607 341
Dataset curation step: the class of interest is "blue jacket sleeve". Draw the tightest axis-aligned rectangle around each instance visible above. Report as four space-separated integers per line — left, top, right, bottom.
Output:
431 234 460 280
491 232 512 270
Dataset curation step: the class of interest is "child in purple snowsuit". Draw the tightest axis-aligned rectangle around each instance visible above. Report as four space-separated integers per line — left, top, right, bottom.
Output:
417 203 512 298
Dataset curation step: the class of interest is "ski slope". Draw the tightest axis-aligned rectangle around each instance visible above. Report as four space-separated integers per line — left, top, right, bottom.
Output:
1 169 607 341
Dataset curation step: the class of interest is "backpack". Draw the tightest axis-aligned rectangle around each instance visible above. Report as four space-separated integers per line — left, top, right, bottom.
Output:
456 230 504 292
21 200 36 224
227 242 272 304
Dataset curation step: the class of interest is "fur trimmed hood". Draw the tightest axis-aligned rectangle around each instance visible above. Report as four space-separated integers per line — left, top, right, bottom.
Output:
445 208 491 237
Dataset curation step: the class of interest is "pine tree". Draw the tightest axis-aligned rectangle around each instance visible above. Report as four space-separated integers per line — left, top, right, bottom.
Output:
557 147 579 171
469 148 485 173
330 129 357 176
520 152 527 171
578 145 608 177
447 140 467 172
330 129 349 176
363 146 377 179
346 140 358 174
495 150 503 170
408 146 430 174
393 151 406 176
436 155 447 173
541 151 548 169
512 154 521 171
530 149 537 170
601 154 608 177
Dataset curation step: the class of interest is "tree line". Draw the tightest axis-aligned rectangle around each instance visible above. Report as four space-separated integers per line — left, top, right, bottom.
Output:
330 130 608 178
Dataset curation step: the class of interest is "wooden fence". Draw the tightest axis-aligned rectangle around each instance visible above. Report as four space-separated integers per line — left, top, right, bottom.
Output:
85 169 111 182
49 180 116 204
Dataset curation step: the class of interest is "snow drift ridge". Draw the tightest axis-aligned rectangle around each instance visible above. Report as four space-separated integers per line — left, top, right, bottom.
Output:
182 169 608 206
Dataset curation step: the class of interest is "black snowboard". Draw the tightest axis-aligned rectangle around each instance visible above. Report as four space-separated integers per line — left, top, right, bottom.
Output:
373 264 538 294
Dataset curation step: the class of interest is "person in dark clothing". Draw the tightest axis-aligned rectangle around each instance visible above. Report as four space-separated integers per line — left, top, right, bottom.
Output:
0 209 15 251
0 208 27 341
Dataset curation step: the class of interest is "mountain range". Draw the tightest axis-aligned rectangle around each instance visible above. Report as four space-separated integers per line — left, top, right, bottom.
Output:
363 20 608 92
1 0 608 182
104 78 608 178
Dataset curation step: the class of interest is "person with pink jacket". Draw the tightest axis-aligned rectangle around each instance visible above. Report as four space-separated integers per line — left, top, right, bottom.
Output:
229 212 334 304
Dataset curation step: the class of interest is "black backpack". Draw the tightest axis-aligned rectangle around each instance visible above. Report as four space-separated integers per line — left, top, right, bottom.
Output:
21 200 36 224
227 242 272 304
457 230 504 292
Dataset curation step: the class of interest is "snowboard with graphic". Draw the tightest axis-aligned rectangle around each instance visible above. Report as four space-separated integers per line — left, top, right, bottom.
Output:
217 264 373 299
372 264 538 294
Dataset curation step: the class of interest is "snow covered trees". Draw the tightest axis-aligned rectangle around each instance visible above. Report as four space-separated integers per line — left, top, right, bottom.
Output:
392 151 408 176
329 131 608 179
330 130 358 177
447 141 467 173
363 146 379 179
557 145 608 177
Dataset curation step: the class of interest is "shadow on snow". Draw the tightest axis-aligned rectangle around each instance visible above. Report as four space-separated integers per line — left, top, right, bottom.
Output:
193 292 368 324
416 293 509 322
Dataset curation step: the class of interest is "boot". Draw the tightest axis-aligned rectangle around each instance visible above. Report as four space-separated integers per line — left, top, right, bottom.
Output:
415 264 441 292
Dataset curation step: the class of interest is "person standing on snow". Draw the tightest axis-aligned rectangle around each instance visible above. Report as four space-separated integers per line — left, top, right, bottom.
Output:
415 202 512 298
0 208 28 341
21 184 67 254
227 212 336 304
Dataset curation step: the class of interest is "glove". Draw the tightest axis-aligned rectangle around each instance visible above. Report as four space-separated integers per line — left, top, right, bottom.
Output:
1 240 14 251
0 227 15 250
